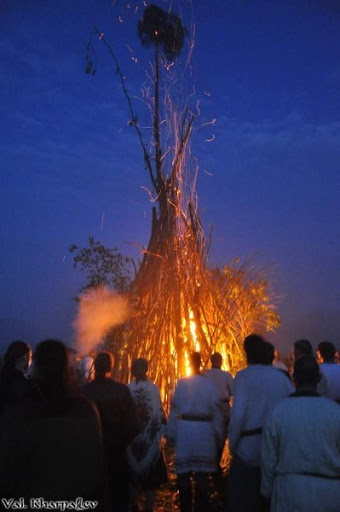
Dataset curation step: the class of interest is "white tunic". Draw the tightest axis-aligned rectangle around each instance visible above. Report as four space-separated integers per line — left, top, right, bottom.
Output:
203 368 234 399
261 394 340 512
228 365 294 467
127 379 165 479
167 374 224 474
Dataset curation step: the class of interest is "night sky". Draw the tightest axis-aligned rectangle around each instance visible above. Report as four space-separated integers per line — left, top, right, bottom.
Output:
1 0 339 355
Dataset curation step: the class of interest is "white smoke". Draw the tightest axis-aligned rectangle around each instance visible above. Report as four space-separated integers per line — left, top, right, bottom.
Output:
73 285 129 356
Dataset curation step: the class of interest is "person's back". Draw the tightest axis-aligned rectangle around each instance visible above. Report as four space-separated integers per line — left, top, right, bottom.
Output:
0 340 105 506
167 352 224 512
82 353 138 452
228 335 293 512
82 351 138 512
204 352 233 400
0 393 104 501
262 356 340 512
229 363 294 466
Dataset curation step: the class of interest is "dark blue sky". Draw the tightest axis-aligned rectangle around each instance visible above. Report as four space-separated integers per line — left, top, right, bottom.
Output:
1 0 339 355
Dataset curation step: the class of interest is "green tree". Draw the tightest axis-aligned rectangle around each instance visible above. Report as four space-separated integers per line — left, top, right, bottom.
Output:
69 236 133 298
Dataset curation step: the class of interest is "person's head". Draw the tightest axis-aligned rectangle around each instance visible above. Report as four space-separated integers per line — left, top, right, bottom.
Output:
293 356 321 391
3 340 31 373
263 342 275 366
210 352 222 369
293 339 313 361
317 341 336 363
94 351 113 378
131 358 148 381
31 339 70 396
244 334 267 365
190 352 202 374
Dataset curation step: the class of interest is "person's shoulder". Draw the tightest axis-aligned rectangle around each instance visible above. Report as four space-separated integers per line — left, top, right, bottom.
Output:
318 395 340 415
234 366 253 381
108 378 129 390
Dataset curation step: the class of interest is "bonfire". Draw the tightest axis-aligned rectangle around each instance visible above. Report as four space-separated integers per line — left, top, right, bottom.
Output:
84 4 279 405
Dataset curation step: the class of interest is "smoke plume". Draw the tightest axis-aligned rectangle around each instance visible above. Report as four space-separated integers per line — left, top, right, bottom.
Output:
73 286 129 356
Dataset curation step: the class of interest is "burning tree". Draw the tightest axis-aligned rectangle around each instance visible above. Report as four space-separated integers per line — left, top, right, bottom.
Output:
84 4 279 403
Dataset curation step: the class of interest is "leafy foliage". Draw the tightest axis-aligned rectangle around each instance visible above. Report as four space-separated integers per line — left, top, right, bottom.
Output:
69 237 133 298
138 4 188 60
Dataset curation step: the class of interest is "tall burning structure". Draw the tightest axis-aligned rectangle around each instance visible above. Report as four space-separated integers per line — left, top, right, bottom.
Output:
84 4 279 403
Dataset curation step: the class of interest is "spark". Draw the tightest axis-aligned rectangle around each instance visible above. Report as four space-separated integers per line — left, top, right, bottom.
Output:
189 85 196 97
118 15 123 22
100 211 105 231
98 33 104 40
204 90 211 97
206 134 215 142
199 118 216 128
126 44 134 53
195 100 201 116
62 255 66 264
204 170 213 176
141 185 160 203
131 57 138 64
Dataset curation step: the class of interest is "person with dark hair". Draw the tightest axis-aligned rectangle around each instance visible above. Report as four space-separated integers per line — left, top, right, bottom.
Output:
167 352 224 512
293 338 313 360
317 341 340 403
261 356 340 511
0 339 106 507
0 340 32 414
263 342 275 366
82 351 139 512
127 358 167 512
227 334 293 512
292 338 328 396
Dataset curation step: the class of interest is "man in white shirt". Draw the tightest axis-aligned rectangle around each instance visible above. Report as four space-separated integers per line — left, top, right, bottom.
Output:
317 341 340 403
261 356 340 512
204 352 233 439
227 335 294 512
167 352 224 512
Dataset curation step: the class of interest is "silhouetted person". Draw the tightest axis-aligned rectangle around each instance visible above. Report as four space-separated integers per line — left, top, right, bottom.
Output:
0 340 32 415
317 341 340 403
228 334 293 512
167 352 224 512
128 358 167 512
292 338 328 396
82 351 139 512
0 339 105 507
293 339 313 360
262 356 340 511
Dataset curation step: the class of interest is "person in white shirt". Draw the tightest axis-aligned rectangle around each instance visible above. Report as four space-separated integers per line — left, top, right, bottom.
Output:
317 341 340 403
204 352 233 439
227 335 294 512
261 356 340 512
167 352 224 512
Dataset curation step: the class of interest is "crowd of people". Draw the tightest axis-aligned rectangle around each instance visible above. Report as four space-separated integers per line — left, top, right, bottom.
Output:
0 335 339 512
